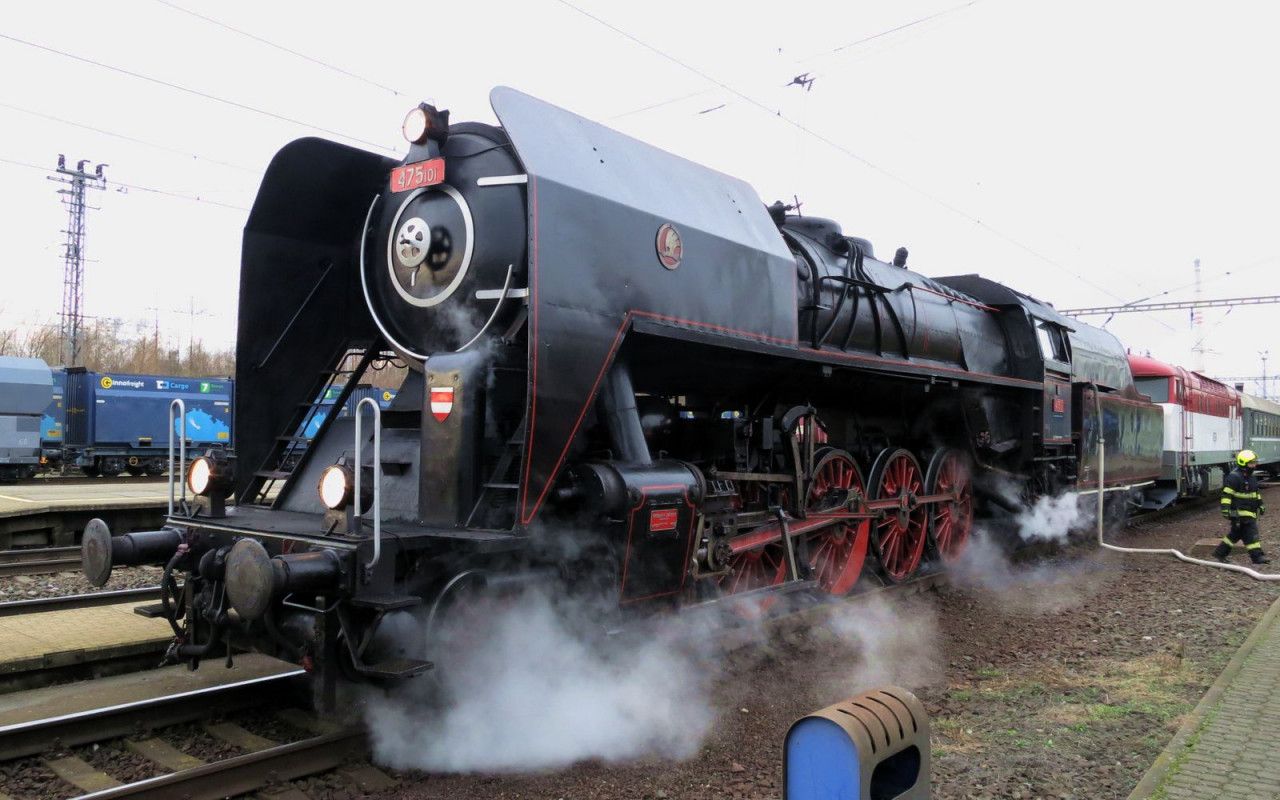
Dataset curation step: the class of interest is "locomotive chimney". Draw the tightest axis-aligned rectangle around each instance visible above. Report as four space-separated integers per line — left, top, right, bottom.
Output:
893 247 909 268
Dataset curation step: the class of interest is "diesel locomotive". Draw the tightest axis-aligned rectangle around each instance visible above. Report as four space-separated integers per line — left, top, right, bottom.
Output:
81 88 1163 691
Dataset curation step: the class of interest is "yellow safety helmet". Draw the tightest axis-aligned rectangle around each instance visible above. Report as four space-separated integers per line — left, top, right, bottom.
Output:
1237 449 1259 467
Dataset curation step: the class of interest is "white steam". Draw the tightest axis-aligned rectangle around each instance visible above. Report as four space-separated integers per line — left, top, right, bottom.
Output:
1013 492 1085 543
365 589 715 773
823 594 941 693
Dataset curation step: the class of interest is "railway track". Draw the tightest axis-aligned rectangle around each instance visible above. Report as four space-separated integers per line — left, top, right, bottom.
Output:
0 661 382 799
0 545 80 578
0 586 161 618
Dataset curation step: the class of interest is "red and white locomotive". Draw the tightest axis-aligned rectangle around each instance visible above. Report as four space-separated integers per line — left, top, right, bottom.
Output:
1129 355 1242 506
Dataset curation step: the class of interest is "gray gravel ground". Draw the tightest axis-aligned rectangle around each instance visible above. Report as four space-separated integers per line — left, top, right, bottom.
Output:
0 565 163 601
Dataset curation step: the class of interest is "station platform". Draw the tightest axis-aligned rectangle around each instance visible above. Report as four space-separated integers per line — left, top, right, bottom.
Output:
0 598 172 689
0 482 169 548
1128 594 1280 799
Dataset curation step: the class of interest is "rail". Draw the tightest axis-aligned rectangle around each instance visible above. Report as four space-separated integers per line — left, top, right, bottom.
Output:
0 545 81 578
0 668 306 761
353 397 382 572
166 398 186 516
0 586 161 618
74 728 363 799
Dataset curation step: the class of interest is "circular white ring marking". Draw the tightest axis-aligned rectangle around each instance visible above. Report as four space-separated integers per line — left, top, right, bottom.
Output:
385 184 475 308
359 194 428 366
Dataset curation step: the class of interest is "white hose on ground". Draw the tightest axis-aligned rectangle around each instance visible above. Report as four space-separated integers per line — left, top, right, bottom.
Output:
1092 388 1280 581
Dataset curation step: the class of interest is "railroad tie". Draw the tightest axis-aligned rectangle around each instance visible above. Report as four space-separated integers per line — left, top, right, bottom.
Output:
256 788 313 800
203 720 278 751
125 737 206 771
44 755 121 793
274 707 341 735
339 763 398 792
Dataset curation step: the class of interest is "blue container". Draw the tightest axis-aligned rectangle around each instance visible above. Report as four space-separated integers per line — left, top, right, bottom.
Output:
65 370 234 455
298 385 398 441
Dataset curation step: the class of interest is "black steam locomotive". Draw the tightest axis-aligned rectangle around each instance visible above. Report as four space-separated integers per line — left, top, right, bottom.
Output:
82 88 1162 692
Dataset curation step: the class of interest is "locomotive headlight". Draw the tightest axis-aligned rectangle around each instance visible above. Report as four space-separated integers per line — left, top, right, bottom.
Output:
401 103 450 145
319 464 354 509
188 457 213 495
402 107 430 144
187 452 233 497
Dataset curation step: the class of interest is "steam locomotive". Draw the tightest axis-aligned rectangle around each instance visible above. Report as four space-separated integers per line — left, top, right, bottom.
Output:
82 88 1164 692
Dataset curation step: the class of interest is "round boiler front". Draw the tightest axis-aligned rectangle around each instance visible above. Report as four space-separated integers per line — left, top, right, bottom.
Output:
362 123 528 365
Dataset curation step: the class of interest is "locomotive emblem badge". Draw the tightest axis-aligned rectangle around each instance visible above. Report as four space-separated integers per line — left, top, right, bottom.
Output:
429 386 454 422
656 223 683 269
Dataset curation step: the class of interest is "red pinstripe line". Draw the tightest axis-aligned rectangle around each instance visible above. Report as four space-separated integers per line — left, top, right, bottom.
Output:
519 178 539 519
521 315 631 525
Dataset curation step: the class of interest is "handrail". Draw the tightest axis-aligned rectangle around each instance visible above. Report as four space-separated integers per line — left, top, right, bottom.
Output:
353 397 382 572
167 398 186 515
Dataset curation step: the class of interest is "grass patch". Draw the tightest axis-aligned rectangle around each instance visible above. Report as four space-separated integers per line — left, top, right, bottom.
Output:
953 656 1200 739
931 718 989 754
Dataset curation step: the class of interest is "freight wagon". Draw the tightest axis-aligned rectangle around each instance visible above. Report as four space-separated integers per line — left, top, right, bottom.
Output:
0 357 52 481
57 369 234 476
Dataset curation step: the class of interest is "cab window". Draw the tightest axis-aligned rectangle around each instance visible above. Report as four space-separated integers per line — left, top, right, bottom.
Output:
1135 376 1170 402
1034 320 1069 362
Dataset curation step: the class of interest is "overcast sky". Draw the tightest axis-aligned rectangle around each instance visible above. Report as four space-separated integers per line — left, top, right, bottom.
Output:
2 0 1278 391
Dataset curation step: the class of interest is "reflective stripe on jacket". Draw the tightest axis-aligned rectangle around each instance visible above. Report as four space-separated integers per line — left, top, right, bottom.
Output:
1222 468 1264 518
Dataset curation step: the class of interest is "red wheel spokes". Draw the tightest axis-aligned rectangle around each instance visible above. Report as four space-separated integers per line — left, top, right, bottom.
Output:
929 451 974 560
719 483 788 612
804 451 870 596
873 450 928 582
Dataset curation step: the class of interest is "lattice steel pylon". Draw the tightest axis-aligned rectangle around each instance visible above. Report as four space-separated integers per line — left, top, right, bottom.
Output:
49 156 107 366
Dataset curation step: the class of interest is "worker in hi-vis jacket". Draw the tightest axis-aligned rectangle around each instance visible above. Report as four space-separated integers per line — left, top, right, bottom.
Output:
1214 449 1271 565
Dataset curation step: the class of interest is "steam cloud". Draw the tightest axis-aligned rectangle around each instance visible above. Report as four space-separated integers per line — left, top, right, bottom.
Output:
823 594 942 694
362 493 1086 774
948 490 1109 613
1013 492 1086 543
365 588 716 773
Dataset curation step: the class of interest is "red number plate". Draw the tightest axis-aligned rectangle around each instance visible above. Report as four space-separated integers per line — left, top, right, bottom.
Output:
649 508 679 532
390 158 445 193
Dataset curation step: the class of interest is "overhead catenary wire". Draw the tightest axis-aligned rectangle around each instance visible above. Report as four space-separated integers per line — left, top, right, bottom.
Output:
0 32 399 154
108 179 249 212
608 3 980 120
552 0 1131 305
0 101 258 174
796 0 982 67
151 0 409 98
0 155 249 212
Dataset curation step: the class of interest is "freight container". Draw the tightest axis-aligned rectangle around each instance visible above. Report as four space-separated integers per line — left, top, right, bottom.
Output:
63 368 234 476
